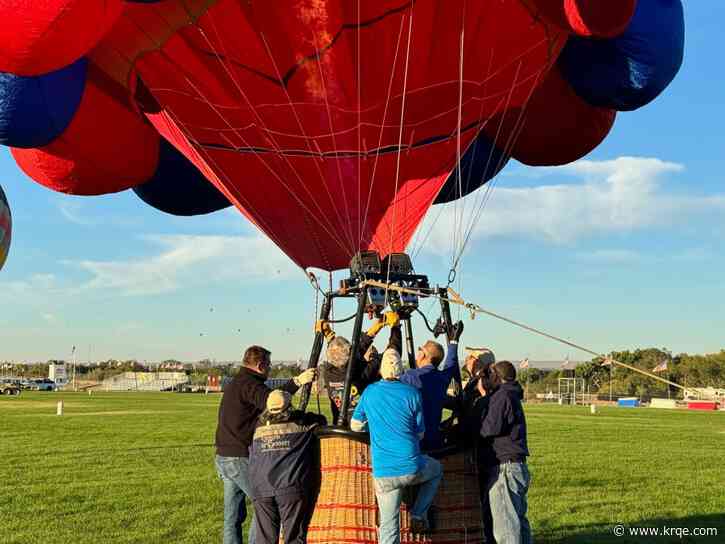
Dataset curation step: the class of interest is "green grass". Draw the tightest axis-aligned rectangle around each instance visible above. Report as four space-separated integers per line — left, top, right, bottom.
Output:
1 392 723 543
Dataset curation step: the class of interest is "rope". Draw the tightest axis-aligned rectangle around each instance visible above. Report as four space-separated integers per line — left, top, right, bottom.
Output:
311 30 358 252
360 279 692 393
386 8 415 292
149 14 353 266
452 24 465 275
210 17 353 263
258 31 358 254
357 0 363 253
311 272 321 323
359 15 406 254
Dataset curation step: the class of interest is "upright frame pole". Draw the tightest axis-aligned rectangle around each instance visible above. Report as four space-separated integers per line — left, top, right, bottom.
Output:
339 288 367 426
299 293 333 412
403 317 416 369
437 287 463 390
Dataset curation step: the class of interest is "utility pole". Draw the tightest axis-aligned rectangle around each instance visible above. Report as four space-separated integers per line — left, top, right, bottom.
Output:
71 346 77 391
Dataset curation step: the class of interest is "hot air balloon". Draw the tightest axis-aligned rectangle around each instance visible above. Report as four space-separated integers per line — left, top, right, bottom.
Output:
0 0 683 273
0 184 10 271
0 1 685 541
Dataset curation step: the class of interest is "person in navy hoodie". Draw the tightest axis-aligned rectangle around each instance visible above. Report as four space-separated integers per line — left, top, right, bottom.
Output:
478 361 531 544
248 390 327 544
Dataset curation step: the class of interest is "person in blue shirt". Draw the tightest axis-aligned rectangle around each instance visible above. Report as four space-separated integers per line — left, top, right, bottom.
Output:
400 321 464 450
351 349 443 542
317 312 401 424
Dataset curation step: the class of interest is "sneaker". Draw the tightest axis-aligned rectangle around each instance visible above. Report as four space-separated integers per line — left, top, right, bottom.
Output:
410 516 428 535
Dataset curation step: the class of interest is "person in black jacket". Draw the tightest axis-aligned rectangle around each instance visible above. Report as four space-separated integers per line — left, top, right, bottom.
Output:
440 348 496 542
214 345 317 544
317 312 401 424
456 349 497 544
478 361 531 544
249 390 327 544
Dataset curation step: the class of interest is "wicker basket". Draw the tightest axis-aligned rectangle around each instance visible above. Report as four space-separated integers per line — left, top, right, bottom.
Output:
305 433 484 544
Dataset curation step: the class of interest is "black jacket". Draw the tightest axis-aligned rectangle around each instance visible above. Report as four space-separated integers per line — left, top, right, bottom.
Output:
249 410 327 499
215 368 299 457
323 325 402 423
478 382 529 465
444 377 490 449
462 378 489 447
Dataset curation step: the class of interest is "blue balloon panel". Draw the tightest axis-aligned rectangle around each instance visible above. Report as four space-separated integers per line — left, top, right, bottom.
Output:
0 58 87 148
435 132 509 204
133 140 232 216
559 0 684 112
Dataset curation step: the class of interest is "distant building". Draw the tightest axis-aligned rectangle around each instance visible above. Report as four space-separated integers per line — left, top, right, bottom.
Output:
48 362 68 385
522 360 583 370
102 372 188 391
685 387 725 402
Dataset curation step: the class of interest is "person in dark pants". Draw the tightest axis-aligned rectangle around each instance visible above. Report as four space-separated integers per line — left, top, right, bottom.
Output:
317 312 401 423
477 361 531 544
214 346 317 544
351 350 443 541
448 348 497 543
249 390 327 544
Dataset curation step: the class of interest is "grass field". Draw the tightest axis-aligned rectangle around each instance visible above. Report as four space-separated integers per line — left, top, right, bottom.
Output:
1 392 723 544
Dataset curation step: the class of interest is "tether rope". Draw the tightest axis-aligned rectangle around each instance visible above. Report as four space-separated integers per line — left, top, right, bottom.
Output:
360 279 692 393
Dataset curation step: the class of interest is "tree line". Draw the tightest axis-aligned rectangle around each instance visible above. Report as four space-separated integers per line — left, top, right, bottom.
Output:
518 348 725 398
4 349 723 397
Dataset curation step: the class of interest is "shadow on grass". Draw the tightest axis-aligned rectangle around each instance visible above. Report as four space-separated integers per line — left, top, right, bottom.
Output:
536 513 725 543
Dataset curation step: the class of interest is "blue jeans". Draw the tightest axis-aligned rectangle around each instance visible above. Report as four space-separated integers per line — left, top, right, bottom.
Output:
215 455 257 544
484 462 531 544
373 455 443 544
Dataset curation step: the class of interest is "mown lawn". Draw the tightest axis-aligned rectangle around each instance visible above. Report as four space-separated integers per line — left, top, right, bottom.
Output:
1 392 723 543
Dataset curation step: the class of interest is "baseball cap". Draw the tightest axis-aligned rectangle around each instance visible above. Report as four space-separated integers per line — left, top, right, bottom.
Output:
266 390 291 414
380 349 404 380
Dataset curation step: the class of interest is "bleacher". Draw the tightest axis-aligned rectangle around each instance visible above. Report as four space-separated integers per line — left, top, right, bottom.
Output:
102 372 189 391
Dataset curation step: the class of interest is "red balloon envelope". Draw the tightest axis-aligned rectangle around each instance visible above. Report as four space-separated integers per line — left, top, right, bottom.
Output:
93 0 566 269
2 0 678 272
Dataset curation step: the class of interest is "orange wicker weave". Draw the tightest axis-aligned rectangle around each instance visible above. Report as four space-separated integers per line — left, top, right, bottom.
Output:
306 434 484 544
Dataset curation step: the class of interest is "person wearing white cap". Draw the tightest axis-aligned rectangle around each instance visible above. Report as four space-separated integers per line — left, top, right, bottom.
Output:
248 390 327 543
351 348 443 542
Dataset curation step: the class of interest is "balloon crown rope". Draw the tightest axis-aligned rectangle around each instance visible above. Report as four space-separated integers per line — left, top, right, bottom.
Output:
300 250 691 425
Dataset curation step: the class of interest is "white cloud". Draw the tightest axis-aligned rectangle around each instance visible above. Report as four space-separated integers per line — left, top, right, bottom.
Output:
418 157 725 252
0 274 64 311
1 273 59 297
575 249 642 265
75 234 298 296
672 247 713 262
41 313 57 322
58 200 94 226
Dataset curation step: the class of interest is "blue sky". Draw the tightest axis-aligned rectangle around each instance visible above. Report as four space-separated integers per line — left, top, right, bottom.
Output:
2 3 723 363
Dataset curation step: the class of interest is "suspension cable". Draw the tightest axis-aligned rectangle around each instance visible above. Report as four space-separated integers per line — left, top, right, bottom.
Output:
361 279 692 393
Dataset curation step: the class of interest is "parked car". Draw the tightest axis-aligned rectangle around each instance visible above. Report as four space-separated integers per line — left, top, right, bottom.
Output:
0 382 21 395
33 379 57 392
